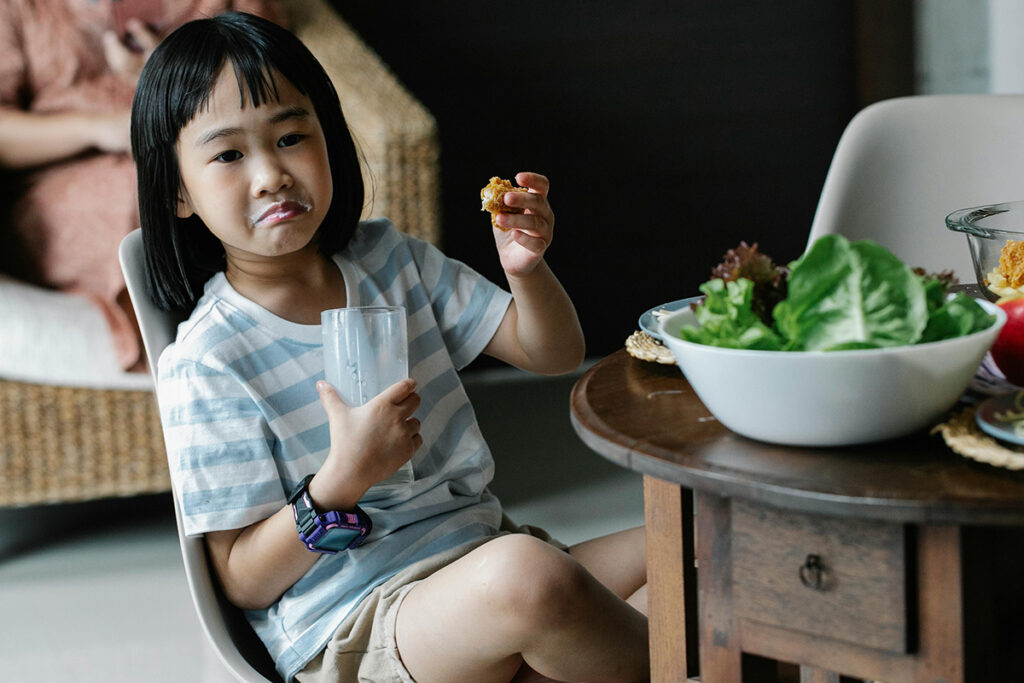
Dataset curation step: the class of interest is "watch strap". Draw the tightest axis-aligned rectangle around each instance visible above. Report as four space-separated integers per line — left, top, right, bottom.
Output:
288 475 371 553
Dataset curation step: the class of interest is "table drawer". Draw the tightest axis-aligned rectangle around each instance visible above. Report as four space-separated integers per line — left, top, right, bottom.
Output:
731 499 910 653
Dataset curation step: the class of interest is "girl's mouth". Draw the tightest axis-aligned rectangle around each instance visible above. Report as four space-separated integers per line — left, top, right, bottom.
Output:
251 200 311 227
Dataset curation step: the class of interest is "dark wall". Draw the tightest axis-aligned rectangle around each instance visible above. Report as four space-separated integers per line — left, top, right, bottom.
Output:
336 2 859 364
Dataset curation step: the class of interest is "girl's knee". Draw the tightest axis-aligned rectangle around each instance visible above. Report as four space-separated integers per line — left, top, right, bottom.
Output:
477 534 590 624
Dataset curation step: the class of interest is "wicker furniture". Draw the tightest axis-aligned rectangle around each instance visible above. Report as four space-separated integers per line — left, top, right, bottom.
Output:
0 0 439 507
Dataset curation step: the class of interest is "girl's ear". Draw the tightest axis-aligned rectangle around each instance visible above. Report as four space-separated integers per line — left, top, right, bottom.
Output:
176 191 195 219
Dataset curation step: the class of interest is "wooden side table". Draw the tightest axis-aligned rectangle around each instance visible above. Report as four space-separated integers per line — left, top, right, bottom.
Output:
570 350 1024 683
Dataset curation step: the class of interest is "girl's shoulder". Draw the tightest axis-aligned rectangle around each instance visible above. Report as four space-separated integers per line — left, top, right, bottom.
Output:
162 276 263 367
343 217 404 258
342 217 444 277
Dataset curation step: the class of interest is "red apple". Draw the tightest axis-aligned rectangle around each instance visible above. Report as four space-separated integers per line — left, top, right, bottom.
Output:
991 297 1024 385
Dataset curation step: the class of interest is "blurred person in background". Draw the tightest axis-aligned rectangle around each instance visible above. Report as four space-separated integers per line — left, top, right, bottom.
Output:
0 0 283 371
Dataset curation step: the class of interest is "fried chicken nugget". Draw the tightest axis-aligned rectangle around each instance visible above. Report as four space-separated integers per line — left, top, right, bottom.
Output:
998 239 1024 289
480 176 528 230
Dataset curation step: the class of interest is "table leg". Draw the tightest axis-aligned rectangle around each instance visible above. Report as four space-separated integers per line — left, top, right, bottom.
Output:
643 475 697 682
914 525 964 683
696 491 742 682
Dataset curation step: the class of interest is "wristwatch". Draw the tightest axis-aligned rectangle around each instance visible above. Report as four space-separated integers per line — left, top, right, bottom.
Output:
287 474 372 554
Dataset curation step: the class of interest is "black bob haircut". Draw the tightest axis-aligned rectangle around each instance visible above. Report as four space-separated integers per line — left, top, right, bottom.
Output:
131 11 365 312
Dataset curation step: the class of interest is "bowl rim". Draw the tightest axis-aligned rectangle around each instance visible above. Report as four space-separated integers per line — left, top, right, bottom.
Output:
946 200 1024 238
659 297 1005 359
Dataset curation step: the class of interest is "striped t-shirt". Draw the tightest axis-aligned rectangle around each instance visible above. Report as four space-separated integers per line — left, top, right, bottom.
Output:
156 218 513 681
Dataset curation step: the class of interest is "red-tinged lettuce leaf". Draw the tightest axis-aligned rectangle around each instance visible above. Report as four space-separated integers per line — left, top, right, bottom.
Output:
913 267 959 315
709 241 788 325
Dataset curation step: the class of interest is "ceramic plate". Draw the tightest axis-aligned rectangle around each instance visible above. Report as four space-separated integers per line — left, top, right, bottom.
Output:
975 390 1024 446
639 296 702 342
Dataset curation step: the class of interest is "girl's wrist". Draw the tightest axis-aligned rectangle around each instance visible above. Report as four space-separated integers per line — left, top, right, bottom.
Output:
504 257 548 284
306 467 366 512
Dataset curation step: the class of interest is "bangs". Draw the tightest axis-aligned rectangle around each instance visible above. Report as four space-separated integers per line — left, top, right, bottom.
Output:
196 59 283 118
189 50 316 123
136 20 312 153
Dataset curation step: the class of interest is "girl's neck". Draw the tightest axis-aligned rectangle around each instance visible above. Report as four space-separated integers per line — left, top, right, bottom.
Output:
224 246 346 324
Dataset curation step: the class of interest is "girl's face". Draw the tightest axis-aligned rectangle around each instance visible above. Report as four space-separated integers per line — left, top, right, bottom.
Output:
175 64 333 265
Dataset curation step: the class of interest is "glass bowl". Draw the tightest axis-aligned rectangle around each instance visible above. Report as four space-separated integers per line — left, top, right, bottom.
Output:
946 200 1024 301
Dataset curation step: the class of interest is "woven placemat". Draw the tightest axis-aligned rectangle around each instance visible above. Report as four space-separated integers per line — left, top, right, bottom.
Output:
625 330 676 365
931 404 1024 471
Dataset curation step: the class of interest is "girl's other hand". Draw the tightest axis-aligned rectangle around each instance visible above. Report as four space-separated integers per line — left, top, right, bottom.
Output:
493 172 555 277
310 379 422 510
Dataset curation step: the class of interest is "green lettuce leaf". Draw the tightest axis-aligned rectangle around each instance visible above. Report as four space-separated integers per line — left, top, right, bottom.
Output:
678 278 784 350
772 235 927 351
920 292 996 343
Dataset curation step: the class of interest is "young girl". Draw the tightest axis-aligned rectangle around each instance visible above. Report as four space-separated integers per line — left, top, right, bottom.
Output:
132 12 648 683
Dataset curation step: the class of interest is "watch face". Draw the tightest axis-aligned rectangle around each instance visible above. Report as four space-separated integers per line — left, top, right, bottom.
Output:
315 526 363 552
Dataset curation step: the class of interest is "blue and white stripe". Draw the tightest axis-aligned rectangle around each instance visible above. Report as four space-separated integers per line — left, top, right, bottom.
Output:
157 218 512 681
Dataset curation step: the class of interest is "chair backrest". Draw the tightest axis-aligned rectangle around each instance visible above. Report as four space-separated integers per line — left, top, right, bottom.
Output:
807 94 1024 279
118 229 282 683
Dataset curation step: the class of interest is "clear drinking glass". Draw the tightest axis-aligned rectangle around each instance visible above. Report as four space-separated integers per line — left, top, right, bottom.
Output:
322 306 413 485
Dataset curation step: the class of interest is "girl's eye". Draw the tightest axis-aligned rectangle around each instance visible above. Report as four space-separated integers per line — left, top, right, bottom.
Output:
214 150 243 163
278 133 305 148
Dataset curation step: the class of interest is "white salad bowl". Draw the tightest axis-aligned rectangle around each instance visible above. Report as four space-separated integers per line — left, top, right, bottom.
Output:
659 300 1006 447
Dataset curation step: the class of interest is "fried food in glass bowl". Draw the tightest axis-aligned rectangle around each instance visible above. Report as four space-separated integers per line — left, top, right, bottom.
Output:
947 201 1024 301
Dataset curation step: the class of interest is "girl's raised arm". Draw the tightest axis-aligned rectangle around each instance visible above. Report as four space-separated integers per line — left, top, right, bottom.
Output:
483 172 586 374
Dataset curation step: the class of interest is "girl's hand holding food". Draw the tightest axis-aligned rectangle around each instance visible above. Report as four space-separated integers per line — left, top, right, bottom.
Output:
490 172 555 277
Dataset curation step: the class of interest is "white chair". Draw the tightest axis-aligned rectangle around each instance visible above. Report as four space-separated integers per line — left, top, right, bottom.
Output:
807 94 1024 278
119 229 281 683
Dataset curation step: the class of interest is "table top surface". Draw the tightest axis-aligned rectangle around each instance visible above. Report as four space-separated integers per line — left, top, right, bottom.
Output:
570 350 1024 525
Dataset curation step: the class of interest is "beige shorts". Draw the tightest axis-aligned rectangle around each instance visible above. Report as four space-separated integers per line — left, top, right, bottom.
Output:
294 515 565 683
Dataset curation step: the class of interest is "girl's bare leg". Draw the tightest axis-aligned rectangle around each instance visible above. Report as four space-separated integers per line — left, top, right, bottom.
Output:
568 526 647 614
394 533 649 683
511 526 649 682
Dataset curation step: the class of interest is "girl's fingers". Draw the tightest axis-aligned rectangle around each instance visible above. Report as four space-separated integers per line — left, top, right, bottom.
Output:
397 390 422 416
317 380 348 408
405 416 421 435
510 231 548 254
495 211 550 238
502 186 552 217
514 171 550 196
380 378 418 404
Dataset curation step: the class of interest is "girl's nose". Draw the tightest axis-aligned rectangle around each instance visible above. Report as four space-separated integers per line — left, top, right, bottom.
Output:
251 155 294 197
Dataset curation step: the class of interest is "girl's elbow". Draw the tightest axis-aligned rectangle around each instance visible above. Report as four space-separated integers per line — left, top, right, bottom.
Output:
559 348 586 375
223 579 278 611
538 341 586 376
564 337 586 373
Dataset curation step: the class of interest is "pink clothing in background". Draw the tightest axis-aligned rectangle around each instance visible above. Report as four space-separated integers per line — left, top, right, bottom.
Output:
0 0 284 370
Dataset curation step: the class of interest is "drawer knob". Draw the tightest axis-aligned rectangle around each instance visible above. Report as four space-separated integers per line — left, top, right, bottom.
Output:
799 554 826 590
